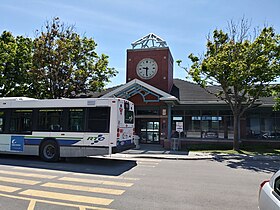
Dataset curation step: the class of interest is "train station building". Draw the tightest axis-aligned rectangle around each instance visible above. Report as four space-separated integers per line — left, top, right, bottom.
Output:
90 33 280 149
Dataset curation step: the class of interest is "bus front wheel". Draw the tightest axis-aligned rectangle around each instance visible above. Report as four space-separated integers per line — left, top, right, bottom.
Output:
40 140 60 162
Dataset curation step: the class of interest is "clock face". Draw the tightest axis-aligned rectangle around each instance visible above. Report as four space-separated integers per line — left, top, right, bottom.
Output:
136 58 158 80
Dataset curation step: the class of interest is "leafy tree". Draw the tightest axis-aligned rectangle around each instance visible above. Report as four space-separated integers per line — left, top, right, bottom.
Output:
0 31 32 97
178 20 280 150
31 17 117 99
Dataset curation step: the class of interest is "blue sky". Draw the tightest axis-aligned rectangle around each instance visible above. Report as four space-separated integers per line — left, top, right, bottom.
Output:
1 0 280 88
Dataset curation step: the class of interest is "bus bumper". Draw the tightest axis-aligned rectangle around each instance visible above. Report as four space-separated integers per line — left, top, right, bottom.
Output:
112 142 136 153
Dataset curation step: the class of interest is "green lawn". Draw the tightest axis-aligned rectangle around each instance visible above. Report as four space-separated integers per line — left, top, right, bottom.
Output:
188 144 280 156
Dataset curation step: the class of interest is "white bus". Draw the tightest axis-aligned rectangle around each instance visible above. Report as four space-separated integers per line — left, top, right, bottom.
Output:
0 97 135 161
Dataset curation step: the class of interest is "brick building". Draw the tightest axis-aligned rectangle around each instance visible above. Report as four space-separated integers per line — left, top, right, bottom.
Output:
90 33 280 148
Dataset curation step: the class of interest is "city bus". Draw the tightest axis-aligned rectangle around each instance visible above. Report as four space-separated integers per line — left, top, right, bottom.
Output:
0 97 135 161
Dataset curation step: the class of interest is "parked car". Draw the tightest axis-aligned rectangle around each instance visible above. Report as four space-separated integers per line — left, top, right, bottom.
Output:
259 170 280 209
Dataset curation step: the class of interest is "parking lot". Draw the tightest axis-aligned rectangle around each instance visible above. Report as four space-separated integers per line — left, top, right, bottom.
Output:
0 155 160 210
0 154 278 210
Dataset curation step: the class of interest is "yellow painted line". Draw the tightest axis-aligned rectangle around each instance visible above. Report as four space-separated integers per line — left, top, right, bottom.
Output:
0 192 113 210
0 184 21 193
73 173 140 181
13 167 70 174
0 170 57 179
42 182 125 195
0 176 40 185
19 189 113 206
27 200 36 210
59 177 134 187
80 207 86 210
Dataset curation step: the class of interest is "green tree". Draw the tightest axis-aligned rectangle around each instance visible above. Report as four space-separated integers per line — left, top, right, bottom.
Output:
178 20 280 150
31 17 117 99
0 31 32 97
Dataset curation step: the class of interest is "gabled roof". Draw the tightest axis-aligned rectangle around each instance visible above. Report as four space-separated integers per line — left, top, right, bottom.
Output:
101 79 178 103
86 79 275 106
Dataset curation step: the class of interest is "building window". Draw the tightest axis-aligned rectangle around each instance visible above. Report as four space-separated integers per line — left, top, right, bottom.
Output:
171 109 234 139
246 111 280 140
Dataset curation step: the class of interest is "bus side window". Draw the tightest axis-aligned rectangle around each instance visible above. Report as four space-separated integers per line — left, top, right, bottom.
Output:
9 109 32 134
38 109 63 131
0 114 3 133
69 109 84 132
87 107 110 133
50 124 61 131
71 125 80 131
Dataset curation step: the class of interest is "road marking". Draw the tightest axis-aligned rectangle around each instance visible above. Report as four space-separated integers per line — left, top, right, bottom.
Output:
13 166 70 174
0 192 113 210
27 200 36 210
59 177 134 187
72 173 140 181
137 165 156 168
120 158 162 162
0 184 21 193
137 161 159 165
19 189 114 206
42 182 125 195
0 176 40 185
0 170 57 179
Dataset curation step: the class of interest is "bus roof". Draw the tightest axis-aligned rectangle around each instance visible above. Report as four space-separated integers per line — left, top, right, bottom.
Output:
0 97 37 101
0 97 133 109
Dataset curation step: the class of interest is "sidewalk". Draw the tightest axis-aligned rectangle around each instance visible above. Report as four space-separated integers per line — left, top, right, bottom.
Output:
108 144 280 161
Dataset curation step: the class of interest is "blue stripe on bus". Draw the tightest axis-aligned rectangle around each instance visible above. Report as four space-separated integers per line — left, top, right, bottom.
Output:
24 139 41 145
24 138 80 146
58 140 80 145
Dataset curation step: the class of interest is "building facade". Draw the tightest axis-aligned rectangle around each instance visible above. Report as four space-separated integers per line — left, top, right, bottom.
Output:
91 33 280 148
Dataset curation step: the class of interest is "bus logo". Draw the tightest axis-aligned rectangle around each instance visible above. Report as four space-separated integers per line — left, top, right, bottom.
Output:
87 135 105 144
10 136 24 152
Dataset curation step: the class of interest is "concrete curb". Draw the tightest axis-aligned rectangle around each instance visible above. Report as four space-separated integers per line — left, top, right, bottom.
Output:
119 155 214 160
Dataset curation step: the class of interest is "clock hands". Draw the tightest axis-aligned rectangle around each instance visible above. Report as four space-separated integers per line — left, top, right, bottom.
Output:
137 58 157 79
143 67 149 76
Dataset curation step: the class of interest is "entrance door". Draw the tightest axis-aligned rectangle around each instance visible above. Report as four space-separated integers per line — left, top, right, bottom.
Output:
138 120 160 144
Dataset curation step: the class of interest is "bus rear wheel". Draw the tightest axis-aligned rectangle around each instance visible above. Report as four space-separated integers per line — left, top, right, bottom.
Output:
40 140 60 162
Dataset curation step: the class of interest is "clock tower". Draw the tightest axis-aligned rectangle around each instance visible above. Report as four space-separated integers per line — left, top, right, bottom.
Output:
104 34 178 145
126 33 174 93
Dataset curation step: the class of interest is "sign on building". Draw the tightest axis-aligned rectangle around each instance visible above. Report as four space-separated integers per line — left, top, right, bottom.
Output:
176 122 183 133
